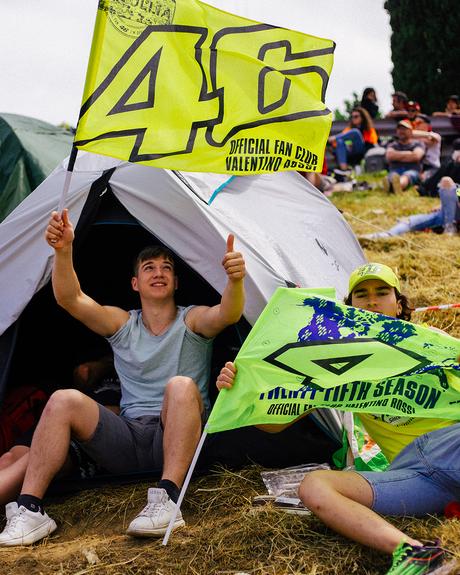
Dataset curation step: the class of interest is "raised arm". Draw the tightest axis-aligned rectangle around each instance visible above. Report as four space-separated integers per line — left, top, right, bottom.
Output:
186 234 246 338
45 210 129 337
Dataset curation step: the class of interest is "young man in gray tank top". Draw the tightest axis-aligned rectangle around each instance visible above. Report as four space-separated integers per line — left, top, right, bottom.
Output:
0 209 246 546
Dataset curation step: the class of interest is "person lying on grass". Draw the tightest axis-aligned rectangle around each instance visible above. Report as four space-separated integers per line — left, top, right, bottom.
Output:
361 177 459 239
217 263 460 575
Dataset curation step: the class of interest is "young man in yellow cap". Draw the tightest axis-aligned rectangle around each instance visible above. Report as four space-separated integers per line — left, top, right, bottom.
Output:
299 262 459 574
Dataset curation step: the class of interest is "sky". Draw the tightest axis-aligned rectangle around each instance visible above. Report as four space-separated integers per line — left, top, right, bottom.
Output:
1 1 393 127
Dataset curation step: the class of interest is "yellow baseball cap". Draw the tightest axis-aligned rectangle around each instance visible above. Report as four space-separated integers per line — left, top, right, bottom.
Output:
348 263 401 295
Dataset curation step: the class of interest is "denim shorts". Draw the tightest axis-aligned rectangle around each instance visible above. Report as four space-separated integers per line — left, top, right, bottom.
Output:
389 168 421 185
76 404 164 474
358 423 460 516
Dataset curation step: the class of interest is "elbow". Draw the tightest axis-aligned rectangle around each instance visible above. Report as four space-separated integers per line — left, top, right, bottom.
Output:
224 310 244 327
53 288 82 313
221 302 245 328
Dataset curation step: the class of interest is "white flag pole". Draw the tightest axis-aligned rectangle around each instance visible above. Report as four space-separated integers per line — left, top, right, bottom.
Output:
162 425 209 546
57 146 78 213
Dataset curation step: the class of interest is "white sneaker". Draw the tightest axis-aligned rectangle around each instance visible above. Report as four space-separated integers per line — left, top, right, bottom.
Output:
444 223 457 235
359 231 393 240
126 488 185 537
0 502 57 546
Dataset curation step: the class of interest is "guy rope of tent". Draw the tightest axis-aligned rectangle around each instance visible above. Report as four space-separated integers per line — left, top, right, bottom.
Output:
414 303 460 313
57 0 335 209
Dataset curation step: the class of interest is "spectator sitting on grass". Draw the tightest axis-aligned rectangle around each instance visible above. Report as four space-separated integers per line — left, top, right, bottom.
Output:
217 262 460 574
384 120 425 194
362 177 459 239
419 138 460 197
328 106 378 173
298 263 460 575
411 114 442 180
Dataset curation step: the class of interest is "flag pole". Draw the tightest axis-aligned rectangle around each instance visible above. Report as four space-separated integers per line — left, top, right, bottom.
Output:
57 145 78 213
161 425 209 546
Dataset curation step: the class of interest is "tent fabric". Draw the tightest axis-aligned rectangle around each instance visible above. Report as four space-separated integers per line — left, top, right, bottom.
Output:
0 151 365 338
0 151 365 445
0 113 73 221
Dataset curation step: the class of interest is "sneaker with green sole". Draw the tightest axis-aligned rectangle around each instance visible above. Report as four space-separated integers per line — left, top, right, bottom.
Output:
386 541 447 574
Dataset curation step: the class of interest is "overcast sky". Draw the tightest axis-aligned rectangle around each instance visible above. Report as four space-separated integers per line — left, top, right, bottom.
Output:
1 1 393 126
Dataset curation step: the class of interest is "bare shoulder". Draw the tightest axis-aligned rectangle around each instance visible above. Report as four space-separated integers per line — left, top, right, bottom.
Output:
184 305 209 332
100 305 130 335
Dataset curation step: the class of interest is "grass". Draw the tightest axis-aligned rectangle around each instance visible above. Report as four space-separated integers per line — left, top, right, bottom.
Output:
1 180 459 574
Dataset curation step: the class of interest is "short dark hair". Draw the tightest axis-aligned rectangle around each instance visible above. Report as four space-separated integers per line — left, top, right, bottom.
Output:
392 91 408 102
344 289 413 321
133 245 176 276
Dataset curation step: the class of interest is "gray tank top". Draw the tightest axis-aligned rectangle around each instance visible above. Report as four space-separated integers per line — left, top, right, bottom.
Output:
107 306 213 418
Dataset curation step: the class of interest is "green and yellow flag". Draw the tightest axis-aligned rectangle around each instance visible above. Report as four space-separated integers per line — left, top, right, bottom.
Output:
207 288 460 433
74 0 334 174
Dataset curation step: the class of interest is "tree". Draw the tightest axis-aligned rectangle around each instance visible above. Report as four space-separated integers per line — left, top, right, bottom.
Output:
384 0 460 114
333 92 359 121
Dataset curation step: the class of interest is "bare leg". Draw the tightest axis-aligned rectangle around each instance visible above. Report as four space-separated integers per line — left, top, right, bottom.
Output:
160 377 203 487
0 445 28 471
299 470 421 554
21 389 100 498
400 175 411 190
0 451 29 505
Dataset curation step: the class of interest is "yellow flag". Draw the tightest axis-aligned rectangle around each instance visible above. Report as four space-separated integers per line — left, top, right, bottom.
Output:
75 0 335 175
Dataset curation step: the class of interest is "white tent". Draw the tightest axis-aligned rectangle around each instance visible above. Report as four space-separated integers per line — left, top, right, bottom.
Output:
0 152 364 334
0 152 365 412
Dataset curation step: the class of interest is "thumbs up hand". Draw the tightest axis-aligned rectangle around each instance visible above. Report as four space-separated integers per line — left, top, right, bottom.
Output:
222 234 245 282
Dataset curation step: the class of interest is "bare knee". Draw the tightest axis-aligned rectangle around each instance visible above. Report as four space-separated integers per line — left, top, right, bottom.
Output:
163 376 203 412
43 389 92 420
299 470 335 511
0 451 16 468
0 445 29 469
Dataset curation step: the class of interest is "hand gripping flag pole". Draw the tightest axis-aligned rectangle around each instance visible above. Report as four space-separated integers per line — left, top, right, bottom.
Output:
161 425 209 546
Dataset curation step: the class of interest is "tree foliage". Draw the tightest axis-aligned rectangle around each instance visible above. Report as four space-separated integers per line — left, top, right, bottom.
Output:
384 0 460 113
333 92 359 121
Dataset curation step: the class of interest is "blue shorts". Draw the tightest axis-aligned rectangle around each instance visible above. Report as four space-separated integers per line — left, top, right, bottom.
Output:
358 423 460 516
388 168 421 185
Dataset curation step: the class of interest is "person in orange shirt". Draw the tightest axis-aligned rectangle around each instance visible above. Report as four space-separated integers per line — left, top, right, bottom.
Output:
328 107 378 172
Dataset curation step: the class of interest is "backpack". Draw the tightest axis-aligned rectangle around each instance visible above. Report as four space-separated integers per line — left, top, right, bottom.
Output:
0 386 48 455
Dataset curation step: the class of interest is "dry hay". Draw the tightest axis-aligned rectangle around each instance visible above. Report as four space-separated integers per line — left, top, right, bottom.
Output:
1 182 460 574
1 467 459 575
334 185 460 338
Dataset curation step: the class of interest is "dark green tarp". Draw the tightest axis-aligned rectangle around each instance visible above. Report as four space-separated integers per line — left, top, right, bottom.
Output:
0 113 73 221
